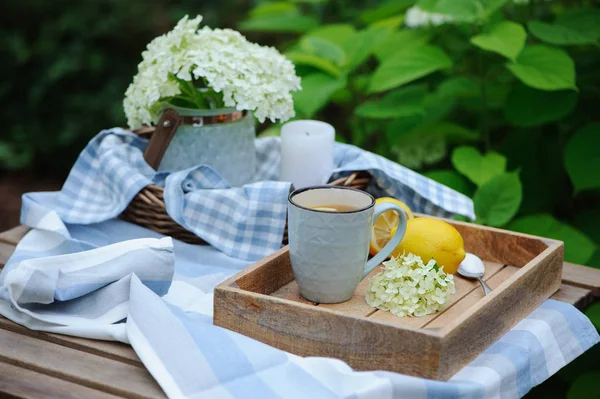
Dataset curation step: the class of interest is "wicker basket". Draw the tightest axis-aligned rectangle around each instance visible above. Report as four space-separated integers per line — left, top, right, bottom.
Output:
121 126 371 244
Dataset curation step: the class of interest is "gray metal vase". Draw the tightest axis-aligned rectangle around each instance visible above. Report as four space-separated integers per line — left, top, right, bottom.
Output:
158 106 256 187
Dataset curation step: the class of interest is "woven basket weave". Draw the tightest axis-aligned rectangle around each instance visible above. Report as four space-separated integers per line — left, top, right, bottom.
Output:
121 127 371 244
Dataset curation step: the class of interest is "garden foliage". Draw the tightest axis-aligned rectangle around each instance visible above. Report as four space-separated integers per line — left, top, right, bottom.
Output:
240 0 600 271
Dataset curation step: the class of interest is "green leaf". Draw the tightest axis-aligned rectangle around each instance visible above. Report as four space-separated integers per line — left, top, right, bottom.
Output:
369 45 452 93
240 14 318 33
359 0 414 24
433 122 480 143
374 31 432 62
435 76 480 99
505 85 578 127
506 45 577 91
306 24 356 47
370 15 405 29
425 170 474 196
351 74 372 94
285 52 341 77
474 172 522 227
556 7 600 41
588 251 600 269
573 209 600 245
528 21 597 46
417 0 509 22
342 27 392 73
584 302 600 330
471 21 527 60
257 124 281 138
249 2 297 17
293 73 346 118
300 37 346 67
509 214 596 264
568 372 600 399
0 143 34 169
355 85 427 119
565 123 600 194
451 146 507 186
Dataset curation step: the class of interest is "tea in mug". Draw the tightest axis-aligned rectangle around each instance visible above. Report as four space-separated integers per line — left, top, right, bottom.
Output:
311 204 357 212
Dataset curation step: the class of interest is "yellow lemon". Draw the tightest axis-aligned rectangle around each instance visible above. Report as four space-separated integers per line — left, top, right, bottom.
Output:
392 218 466 274
369 197 414 256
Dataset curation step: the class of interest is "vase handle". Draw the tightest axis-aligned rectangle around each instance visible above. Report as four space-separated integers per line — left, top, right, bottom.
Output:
143 108 182 170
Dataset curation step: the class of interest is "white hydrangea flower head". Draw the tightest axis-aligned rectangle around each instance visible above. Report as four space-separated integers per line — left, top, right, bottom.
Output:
366 253 456 317
124 15 301 128
404 6 455 28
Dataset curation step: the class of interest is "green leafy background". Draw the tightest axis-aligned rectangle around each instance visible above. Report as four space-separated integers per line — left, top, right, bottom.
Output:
3 1 600 396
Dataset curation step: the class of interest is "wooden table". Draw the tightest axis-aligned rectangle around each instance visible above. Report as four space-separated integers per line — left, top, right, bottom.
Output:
0 225 599 398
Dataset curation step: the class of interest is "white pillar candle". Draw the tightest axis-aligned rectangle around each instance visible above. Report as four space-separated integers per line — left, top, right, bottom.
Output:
280 120 335 189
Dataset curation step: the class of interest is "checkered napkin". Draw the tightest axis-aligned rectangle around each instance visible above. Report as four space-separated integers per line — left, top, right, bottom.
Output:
53 128 474 261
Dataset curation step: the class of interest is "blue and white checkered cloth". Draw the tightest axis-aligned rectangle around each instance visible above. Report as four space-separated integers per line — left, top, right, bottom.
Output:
1 193 597 398
53 128 474 261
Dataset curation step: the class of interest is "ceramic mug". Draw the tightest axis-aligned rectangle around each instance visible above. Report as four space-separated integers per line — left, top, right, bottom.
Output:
287 186 407 303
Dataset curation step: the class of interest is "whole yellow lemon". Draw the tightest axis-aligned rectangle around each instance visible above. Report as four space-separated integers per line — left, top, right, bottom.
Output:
392 218 466 274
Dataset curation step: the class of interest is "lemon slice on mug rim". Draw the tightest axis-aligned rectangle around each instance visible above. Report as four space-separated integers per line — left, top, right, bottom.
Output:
369 197 414 256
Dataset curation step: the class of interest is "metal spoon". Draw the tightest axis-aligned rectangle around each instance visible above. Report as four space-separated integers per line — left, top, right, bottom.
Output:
458 253 492 295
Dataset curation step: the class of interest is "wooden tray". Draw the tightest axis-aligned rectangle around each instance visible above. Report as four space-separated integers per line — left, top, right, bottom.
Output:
213 217 564 380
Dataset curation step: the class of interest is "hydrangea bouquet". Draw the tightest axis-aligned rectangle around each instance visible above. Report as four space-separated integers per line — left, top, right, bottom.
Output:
124 15 301 129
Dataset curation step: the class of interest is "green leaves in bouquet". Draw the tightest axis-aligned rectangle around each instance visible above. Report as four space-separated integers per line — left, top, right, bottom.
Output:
509 214 596 265
506 45 577 91
369 45 452 93
565 123 600 194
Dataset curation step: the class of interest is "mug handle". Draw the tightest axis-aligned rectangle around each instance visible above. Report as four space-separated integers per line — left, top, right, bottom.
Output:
363 203 407 279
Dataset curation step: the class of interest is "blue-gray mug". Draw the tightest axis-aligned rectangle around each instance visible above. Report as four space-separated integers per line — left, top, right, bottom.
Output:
287 186 407 303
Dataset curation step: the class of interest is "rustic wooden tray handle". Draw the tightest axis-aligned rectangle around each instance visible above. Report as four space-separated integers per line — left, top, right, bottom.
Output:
143 108 182 170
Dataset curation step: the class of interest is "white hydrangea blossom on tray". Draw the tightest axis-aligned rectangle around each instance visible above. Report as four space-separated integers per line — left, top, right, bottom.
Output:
124 15 301 128
366 253 456 317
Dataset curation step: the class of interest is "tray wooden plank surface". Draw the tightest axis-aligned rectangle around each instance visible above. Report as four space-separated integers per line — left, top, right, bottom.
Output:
214 218 588 380
0 224 598 396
